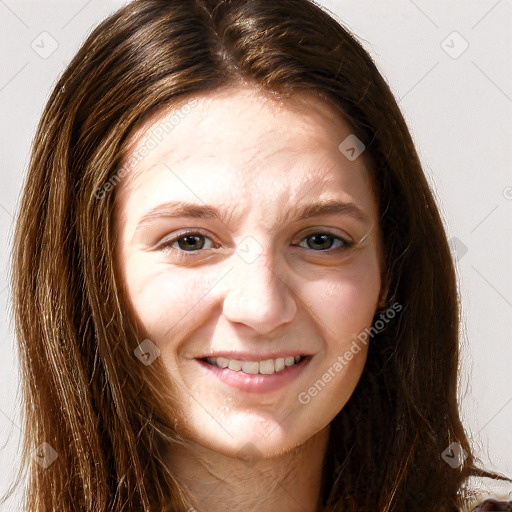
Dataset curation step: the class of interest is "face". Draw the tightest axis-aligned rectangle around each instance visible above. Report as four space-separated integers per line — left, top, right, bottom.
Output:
114 84 384 459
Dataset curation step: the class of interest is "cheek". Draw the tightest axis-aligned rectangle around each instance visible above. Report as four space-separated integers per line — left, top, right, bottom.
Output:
308 256 381 344
121 253 213 341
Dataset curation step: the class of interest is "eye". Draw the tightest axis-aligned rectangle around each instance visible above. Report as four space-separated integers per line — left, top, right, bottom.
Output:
296 232 353 252
158 230 218 254
157 230 354 258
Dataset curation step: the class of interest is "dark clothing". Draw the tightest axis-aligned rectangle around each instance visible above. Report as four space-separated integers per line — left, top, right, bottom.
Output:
473 499 512 511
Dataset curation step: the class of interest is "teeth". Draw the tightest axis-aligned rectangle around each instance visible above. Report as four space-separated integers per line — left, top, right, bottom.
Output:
241 361 259 374
228 359 242 371
274 358 285 372
217 357 229 368
204 355 304 375
259 359 274 374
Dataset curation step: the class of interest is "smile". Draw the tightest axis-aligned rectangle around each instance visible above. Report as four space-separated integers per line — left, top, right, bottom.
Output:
196 355 312 393
203 355 304 375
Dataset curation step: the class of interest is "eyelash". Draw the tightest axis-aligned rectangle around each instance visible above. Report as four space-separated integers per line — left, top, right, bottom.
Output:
157 229 354 258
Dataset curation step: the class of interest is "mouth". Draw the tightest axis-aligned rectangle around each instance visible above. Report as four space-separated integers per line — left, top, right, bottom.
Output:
195 354 312 393
199 354 308 375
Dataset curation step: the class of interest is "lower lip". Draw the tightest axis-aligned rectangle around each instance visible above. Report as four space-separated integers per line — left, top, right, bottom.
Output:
196 357 311 393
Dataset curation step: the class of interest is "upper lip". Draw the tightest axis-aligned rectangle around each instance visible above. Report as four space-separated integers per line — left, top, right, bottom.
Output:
196 351 312 362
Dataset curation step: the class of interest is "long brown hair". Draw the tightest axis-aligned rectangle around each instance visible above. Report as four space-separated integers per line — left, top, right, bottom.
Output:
6 0 510 510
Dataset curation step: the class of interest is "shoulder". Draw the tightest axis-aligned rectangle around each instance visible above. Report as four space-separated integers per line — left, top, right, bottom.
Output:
458 476 512 512
470 499 512 511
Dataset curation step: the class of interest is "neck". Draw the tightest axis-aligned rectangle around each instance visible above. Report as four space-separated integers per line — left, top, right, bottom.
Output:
164 425 331 512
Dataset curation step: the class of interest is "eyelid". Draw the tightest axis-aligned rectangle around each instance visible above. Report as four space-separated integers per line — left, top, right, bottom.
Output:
158 229 218 250
297 226 353 245
157 227 356 258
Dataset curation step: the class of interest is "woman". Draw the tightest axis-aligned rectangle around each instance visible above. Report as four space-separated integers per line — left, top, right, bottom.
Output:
6 0 511 510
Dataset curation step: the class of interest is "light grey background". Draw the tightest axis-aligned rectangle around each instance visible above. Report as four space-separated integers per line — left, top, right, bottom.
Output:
1 1 511 509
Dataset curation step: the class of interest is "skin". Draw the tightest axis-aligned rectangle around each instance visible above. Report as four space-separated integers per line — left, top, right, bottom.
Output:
114 84 385 512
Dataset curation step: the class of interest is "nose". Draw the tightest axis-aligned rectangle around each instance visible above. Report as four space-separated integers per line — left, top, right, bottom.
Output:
221 248 297 335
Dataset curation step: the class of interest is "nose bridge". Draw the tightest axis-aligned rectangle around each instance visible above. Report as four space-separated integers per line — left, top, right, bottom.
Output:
221 240 297 333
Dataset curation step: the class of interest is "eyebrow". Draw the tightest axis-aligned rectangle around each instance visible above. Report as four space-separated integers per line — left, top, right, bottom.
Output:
135 198 370 233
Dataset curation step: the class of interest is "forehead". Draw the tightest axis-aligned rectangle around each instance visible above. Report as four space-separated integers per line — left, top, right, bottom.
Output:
123 86 363 168
116 85 376 218
126 85 346 150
